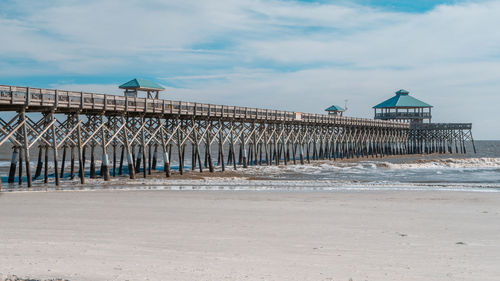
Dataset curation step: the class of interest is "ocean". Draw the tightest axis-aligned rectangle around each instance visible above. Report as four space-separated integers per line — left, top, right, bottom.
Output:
1 140 499 192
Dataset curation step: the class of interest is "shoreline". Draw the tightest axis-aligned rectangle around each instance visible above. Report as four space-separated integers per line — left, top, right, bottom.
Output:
2 179 500 194
1 154 500 193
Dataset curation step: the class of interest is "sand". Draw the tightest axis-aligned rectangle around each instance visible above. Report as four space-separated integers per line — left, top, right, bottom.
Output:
1 189 499 281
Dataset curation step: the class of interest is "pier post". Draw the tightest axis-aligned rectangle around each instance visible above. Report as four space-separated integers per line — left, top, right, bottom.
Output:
159 118 170 177
21 111 32 187
77 115 85 184
177 119 184 175
242 139 248 168
141 117 147 178
230 123 237 170
206 121 214 172
112 143 117 177
193 119 203 173
470 130 477 154
8 147 18 183
60 145 66 179
152 144 158 171
34 145 43 180
90 143 96 179
135 146 142 174
50 111 60 186
118 144 124 175
101 115 110 181
274 126 279 166
44 144 49 184
70 145 75 180
282 124 287 166
18 145 23 185
148 143 152 175
122 116 135 179
264 126 270 166
218 120 225 172
299 142 304 165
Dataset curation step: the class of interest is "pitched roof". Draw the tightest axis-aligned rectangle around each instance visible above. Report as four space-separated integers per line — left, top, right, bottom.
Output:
373 89 432 108
325 105 345 112
119 78 165 91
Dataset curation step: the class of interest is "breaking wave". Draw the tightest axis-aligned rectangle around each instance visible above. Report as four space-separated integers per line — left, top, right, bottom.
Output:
243 157 500 174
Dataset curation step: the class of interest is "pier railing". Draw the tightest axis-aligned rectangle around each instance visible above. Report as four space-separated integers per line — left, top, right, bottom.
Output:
375 112 431 120
410 123 472 130
0 85 408 129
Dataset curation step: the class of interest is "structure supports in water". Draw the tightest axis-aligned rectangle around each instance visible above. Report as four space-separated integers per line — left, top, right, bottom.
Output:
0 96 475 188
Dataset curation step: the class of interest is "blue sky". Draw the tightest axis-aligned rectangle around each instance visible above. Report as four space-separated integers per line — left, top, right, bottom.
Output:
1 0 499 139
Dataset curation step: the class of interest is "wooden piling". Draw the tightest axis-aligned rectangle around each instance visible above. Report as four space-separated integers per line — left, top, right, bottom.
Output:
77 116 85 184
34 145 43 179
152 144 158 171
8 147 18 184
101 115 110 181
60 145 66 179
18 146 23 185
112 144 117 177
90 144 96 179
122 116 135 179
51 112 60 186
44 144 49 184
118 144 124 176
70 145 75 180
218 120 225 172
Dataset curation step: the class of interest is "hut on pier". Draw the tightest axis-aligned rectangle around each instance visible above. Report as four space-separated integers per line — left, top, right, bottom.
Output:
373 89 432 123
119 78 165 99
325 105 345 117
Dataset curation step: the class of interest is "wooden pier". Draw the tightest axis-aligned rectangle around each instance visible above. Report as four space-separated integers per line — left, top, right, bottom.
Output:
0 85 475 187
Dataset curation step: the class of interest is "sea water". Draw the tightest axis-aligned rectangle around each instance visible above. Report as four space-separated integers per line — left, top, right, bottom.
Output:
1 141 499 192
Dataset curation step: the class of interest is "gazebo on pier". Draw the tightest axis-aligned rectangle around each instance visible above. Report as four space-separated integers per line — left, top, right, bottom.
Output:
325 105 345 117
373 89 432 123
119 78 165 99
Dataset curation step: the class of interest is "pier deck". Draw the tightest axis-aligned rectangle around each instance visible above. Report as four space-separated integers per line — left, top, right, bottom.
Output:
0 85 407 128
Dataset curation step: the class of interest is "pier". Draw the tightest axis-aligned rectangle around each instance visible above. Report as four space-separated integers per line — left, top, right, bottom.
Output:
0 84 475 187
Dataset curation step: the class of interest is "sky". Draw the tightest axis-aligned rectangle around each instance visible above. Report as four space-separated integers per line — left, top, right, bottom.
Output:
1 0 499 139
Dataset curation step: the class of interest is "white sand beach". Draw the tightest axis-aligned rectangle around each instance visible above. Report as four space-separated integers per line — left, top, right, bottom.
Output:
1 189 499 281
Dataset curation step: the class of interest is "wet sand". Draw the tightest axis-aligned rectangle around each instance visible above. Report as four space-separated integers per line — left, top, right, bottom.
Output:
1 190 499 281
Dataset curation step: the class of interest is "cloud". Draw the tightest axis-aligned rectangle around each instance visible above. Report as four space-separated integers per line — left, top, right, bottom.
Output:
1 0 499 138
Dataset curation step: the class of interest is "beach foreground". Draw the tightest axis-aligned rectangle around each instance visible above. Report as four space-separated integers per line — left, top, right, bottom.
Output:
1 190 499 281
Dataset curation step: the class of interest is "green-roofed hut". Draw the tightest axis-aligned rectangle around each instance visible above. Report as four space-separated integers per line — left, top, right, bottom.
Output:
119 78 165 99
325 105 345 117
373 89 432 123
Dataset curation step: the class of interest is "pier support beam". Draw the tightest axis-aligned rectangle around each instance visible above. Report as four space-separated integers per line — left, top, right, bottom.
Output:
21 110 32 187
51 111 60 186
101 115 110 181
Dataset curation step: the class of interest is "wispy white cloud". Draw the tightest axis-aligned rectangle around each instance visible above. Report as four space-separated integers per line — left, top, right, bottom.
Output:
1 0 499 138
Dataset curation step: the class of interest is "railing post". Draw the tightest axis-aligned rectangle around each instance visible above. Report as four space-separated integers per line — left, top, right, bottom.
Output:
10 87 14 104
55 90 59 108
25 87 30 106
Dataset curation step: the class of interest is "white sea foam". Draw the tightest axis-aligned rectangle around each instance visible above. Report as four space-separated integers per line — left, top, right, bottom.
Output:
388 158 500 169
241 158 500 176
